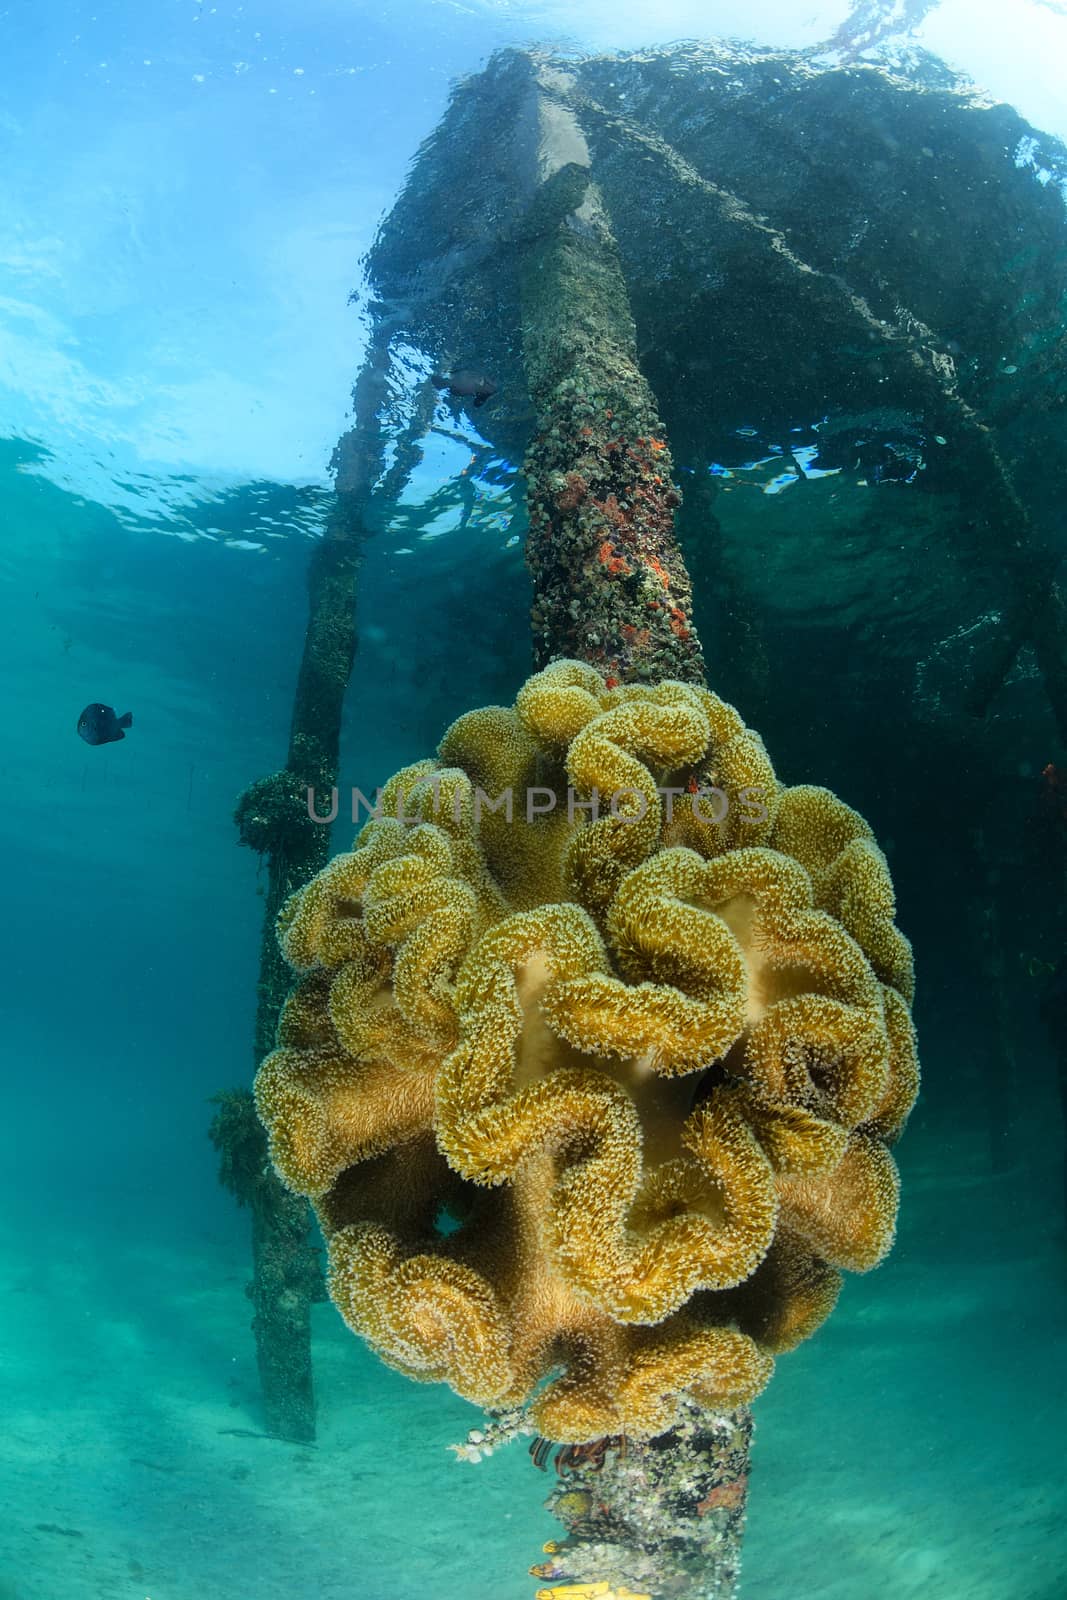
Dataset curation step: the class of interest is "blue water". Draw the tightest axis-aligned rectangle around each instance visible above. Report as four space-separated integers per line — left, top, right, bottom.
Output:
3 4 1067 1599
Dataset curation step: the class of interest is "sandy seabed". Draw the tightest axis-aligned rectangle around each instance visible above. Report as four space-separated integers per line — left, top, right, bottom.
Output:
1 1123 1064 1600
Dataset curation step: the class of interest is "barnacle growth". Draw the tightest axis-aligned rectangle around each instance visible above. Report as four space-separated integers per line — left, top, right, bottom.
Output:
255 660 918 1442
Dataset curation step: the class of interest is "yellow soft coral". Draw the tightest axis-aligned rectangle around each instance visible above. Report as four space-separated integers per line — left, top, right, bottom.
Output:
254 661 918 1441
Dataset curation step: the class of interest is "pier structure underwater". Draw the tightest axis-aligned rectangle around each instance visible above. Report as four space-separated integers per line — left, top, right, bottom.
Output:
218 41 1067 1599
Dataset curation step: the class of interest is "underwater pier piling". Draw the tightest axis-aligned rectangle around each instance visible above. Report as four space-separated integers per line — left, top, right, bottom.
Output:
518 63 704 687
225 510 362 1444
235 516 364 1443
219 336 391 1442
513 61 751 1598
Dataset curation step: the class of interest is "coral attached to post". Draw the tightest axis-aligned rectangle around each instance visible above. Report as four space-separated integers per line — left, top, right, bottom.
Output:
254 660 918 1441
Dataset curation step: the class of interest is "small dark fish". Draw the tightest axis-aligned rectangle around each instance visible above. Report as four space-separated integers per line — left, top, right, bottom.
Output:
1039 762 1067 828
431 369 497 408
77 703 133 745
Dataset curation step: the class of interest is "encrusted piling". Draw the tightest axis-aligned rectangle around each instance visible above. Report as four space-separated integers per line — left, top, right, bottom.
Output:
531 1405 754 1600
515 62 748 1600
223 488 365 1443
209 1088 326 1442
520 69 704 689
215 286 406 1444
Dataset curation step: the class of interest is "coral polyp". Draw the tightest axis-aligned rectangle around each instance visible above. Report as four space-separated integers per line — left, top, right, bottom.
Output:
254 660 918 1441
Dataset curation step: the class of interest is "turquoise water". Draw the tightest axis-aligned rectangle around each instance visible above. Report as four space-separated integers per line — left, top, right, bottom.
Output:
3 4 1067 1599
